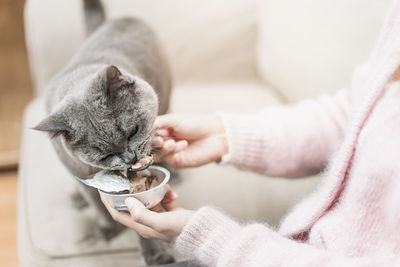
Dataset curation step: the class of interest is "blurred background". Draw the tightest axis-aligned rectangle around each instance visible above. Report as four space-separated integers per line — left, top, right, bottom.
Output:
0 0 32 266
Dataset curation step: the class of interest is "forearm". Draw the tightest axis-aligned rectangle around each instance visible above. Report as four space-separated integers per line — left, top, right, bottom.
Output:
218 89 351 178
175 207 390 267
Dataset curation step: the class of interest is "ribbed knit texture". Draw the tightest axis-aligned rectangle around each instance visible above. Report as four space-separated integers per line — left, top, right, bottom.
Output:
219 89 350 178
175 207 241 267
174 0 400 266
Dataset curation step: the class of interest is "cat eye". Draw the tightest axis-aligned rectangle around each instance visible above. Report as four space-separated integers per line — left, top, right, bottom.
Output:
101 154 114 161
128 125 139 140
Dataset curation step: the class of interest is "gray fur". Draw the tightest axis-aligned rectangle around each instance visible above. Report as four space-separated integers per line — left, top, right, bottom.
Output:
33 7 175 265
35 18 171 178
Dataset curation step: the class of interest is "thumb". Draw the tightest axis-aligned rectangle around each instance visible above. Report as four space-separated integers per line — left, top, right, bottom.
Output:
125 197 145 215
125 197 163 229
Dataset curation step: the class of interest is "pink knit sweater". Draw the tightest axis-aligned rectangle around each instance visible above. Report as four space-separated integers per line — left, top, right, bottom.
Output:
174 1 400 266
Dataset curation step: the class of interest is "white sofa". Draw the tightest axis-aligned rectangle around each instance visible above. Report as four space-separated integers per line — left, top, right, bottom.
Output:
18 0 391 266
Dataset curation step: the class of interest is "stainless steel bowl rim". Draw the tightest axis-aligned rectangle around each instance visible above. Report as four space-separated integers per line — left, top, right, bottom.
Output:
98 165 170 196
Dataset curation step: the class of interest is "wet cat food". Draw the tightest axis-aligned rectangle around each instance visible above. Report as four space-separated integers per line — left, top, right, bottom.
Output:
127 170 160 193
129 155 154 171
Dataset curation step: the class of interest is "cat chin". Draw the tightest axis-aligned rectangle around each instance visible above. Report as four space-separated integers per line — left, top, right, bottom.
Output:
75 154 127 172
96 164 128 171
74 154 128 172
59 135 109 171
58 123 132 173
88 163 126 172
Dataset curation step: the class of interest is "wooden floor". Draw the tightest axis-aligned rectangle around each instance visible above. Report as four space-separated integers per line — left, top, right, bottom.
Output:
0 0 33 169
0 171 18 267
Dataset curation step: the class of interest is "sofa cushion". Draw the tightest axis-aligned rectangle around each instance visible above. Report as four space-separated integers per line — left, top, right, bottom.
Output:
256 0 391 102
18 99 146 266
18 82 320 266
170 82 281 113
24 0 86 97
25 0 259 96
106 0 259 85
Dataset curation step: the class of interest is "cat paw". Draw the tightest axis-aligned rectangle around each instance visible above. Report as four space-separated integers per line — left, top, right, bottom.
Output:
145 252 176 265
97 222 126 241
70 191 89 210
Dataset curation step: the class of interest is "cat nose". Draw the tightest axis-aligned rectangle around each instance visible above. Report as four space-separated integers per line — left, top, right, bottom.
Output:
121 152 136 164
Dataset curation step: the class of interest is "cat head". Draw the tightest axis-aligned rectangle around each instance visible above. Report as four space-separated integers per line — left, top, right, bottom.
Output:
33 65 158 171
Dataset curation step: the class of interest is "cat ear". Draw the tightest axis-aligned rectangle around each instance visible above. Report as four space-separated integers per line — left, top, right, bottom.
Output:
106 65 122 87
104 65 135 101
32 112 71 138
105 65 123 99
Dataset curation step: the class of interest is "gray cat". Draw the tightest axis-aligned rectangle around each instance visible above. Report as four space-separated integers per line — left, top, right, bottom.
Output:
33 0 175 265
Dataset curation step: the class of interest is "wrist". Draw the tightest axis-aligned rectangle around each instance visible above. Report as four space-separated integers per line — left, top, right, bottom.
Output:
180 210 196 231
211 115 225 135
212 116 228 161
215 133 228 162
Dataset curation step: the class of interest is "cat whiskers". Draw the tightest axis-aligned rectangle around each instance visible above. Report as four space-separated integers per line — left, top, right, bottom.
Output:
142 135 154 155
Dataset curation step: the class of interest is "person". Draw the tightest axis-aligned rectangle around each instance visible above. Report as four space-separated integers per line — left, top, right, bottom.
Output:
101 1 400 266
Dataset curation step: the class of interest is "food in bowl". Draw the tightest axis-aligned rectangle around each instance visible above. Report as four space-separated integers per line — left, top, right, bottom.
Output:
98 165 170 210
75 153 169 210
128 170 160 193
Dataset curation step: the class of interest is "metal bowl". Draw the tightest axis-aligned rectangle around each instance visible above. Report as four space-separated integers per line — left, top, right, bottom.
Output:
98 165 170 211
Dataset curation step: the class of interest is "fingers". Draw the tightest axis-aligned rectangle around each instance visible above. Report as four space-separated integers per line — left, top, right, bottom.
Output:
154 138 188 162
164 139 189 152
154 114 178 130
101 192 191 241
161 185 179 211
164 139 176 150
125 197 188 238
154 139 175 162
125 197 164 230
155 128 170 138
152 125 173 149
152 136 164 147
150 204 164 212
149 185 180 212
164 184 179 202
150 185 179 212
152 128 170 148
100 194 169 240
176 140 188 151
153 114 189 165
163 150 190 168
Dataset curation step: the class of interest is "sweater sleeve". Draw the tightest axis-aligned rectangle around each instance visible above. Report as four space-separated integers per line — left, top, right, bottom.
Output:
175 207 390 267
218 89 351 178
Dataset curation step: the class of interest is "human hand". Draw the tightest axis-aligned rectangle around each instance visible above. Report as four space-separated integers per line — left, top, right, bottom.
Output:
100 185 195 241
152 114 228 168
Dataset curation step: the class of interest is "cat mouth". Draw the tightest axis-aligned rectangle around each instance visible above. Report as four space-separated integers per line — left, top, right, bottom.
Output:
105 154 154 179
128 154 154 171
93 154 154 175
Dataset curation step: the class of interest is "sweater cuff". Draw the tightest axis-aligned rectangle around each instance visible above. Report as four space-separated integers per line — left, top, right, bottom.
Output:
216 112 269 169
175 207 241 266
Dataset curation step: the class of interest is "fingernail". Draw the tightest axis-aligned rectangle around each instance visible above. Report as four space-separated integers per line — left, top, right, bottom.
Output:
156 129 169 137
164 139 175 149
172 192 179 198
175 140 188 151
152 137 163 146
